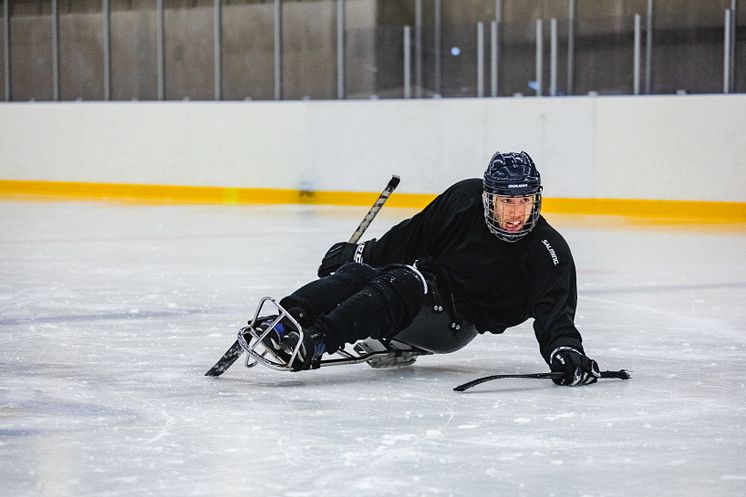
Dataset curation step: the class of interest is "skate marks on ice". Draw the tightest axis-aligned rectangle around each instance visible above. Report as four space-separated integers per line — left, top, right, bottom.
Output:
1 202 745 497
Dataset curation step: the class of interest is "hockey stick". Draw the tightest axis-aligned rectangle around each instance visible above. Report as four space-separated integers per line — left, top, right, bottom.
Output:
349 175 400 244
453 369 631 392
205 175 401 377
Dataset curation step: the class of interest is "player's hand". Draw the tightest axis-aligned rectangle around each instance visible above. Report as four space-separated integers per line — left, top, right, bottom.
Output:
549 347 600 386
317 242 361 277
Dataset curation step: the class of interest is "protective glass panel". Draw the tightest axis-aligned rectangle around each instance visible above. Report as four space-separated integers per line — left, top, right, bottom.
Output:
59 0 103 101
439 15 478 97
9 0 54 101
499 18 538 97
282 0 336 100
221 0 274 101
343 0 409 99
163 0 214 100
0 0 742 101
110 0 158 100
650 0 733 95
574 0 647 96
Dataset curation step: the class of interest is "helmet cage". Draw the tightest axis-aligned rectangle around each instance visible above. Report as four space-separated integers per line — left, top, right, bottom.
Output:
482 189 543 242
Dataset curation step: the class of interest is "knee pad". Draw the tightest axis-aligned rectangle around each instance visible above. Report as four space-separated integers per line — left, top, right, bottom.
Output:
379 264 428 293
370 265 427 315
334 262 379 287
406 264 429 294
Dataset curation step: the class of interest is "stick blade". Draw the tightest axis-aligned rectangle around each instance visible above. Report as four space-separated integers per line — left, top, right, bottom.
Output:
601 369 632 380
204 340 243 377
452 383 473 392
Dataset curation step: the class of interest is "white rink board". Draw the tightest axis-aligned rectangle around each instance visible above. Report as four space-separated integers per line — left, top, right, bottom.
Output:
1 95 745 201
1 201 745 497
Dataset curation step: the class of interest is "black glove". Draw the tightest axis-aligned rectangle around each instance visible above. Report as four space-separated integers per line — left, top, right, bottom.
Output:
549 347 600 386
317 240 372 277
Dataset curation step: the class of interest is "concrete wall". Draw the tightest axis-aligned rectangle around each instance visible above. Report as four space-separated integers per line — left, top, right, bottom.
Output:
1 94 745 202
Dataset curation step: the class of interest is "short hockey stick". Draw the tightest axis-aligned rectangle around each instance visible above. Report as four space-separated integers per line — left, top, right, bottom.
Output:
205 175 401 377
453 369 631 392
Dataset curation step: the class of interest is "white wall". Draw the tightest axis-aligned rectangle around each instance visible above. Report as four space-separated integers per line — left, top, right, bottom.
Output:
1 94 744 202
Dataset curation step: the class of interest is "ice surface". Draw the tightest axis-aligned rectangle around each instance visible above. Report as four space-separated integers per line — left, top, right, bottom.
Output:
1 200 745 497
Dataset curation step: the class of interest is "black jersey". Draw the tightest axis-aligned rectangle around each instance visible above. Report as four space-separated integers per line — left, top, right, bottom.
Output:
365 178 584 363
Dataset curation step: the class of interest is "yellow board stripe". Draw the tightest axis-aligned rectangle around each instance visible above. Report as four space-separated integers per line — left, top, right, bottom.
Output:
1 179 744 222
0 179 436 208
541 197 746 222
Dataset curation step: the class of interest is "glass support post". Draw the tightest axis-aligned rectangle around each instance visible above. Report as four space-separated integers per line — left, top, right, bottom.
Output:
274 0 282 100
535 19 543 96
3 0 10 101
404 25 411 99
103 0 111 100
434 0 441 96
724 9 732 94
549 18 558 96
645 0 654 94
730 0 737 90
490 20 498 97
415 0 422 97
634 14 641 95
567 0 575 95
52 0 59 100
156 0 164 100
214 0 222 101
336 0 345 99
477 22 484 97
492 0 502 97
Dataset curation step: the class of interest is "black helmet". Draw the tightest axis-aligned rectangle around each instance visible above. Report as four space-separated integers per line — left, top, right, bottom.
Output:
482 151 543 242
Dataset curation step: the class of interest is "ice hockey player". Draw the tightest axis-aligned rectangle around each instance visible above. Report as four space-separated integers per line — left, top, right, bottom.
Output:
257 150 600 386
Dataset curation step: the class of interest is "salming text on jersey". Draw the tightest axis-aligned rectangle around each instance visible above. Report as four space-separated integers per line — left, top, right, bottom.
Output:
542 239 559 266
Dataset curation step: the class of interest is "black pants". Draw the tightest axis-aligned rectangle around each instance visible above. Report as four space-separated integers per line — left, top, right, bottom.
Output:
280 262 476 353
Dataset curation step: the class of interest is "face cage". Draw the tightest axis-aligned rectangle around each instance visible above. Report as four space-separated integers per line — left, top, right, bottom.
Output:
482 191 542 242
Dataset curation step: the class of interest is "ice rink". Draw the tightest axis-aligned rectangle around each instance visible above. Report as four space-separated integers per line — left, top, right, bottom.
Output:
1 199 745 497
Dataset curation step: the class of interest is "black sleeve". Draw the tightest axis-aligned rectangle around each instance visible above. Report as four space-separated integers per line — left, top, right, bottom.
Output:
365 180 475 266
526 231 585 364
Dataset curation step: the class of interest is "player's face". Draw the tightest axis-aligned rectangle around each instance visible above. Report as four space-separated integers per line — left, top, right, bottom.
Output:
491 194 536 233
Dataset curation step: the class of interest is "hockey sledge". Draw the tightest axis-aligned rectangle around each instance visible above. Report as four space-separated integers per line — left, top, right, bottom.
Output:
206 296 432 376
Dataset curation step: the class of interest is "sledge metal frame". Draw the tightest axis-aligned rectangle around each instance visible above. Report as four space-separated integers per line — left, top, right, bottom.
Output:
236 296 431 372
